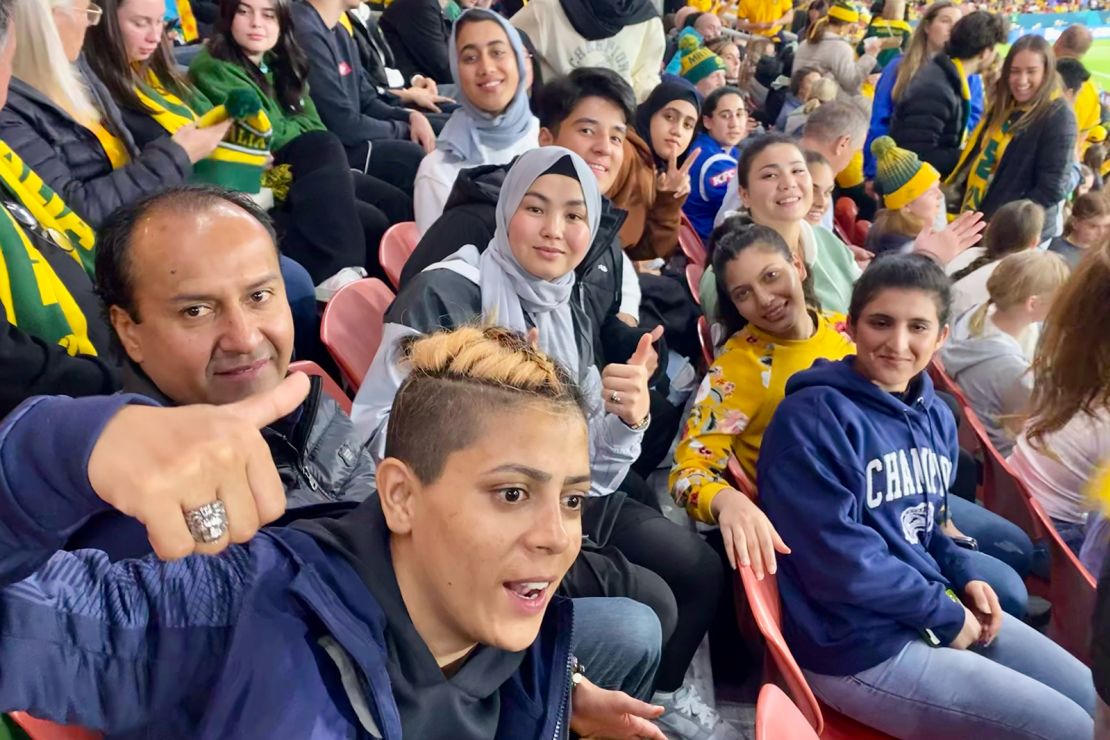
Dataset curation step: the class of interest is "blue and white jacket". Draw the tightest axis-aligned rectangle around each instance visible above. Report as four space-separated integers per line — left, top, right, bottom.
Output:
682 131 739 245
758 358 981 676
0 394 574 739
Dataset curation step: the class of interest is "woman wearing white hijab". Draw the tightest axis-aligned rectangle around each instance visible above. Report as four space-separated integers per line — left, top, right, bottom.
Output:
413 9 539 233
355 146 729 738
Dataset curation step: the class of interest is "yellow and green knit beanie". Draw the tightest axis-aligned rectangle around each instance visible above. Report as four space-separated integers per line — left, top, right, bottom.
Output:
828 0 860 23
680 46 726 86
191 89 273 195
871 136 939 210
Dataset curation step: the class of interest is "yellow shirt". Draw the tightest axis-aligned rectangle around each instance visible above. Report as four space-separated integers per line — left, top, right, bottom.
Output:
1076 79 1100 152
736 0 792 37
669 311 854 523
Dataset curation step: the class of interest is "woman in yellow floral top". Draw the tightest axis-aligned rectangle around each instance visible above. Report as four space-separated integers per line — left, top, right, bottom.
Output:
670 221 853 577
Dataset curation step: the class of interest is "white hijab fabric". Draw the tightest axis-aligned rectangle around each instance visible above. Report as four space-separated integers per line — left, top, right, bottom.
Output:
436 10 534 162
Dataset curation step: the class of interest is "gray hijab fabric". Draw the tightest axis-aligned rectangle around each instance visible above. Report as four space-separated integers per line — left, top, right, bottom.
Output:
430 147 601 380
436 10 534 162
481 147 601 380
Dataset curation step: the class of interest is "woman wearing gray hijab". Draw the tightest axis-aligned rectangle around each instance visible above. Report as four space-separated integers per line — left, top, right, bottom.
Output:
413 9 539 233
355 146 728 739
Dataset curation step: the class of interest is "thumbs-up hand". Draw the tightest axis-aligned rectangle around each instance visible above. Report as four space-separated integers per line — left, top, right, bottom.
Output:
601 327 662 428
88 373 310 560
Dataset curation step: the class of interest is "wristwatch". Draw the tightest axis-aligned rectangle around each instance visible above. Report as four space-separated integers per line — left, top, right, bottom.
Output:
624 413 651 432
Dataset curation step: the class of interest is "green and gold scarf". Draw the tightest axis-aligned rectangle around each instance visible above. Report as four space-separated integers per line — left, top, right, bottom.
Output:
0 140 98 356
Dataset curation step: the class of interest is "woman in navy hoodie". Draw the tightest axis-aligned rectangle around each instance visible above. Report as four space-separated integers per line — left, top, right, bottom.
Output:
759 253 1095 738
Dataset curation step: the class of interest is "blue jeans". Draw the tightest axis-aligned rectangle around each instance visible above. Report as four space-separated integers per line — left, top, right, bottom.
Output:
1053 516 1089 556
572 597 661 700
949 495 1034 577
279 255 319 362
806 615 1095 739
949 496 1030 617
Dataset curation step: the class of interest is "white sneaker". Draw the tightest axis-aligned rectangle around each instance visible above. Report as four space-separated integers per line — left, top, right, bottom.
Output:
315 266 368 302
653 684 743 740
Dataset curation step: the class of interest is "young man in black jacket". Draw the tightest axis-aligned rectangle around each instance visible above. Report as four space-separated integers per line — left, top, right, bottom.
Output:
889 11 1007 179
292 0 436 193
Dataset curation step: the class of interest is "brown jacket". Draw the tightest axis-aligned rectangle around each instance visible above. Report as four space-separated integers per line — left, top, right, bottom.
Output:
609 130 687 260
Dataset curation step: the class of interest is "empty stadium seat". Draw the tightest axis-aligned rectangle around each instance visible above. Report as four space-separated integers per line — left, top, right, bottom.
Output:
686 261 705 305
7 713 100 740
378 221 420 290
755 684 819 740
739 565 895 739
288 360 352 415
678 212 707 265
319 278 395 392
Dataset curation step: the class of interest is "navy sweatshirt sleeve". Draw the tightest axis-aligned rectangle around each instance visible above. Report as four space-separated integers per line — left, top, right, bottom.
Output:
760 395 967 666
0 394 278 732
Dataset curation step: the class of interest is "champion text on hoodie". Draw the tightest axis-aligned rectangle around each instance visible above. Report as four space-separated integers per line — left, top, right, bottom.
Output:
758 357 982 676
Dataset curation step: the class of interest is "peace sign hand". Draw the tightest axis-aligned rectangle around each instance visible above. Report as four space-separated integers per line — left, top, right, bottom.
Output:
657 148 700 199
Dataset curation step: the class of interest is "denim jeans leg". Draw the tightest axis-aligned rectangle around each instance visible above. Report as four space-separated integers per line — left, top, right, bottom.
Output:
571 597 662 700
805 616 1094 739
962 548 1028 618
1053 517 1090 556
949 495 1033 577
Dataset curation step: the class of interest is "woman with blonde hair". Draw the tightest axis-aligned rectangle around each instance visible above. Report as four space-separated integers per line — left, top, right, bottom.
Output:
945 35 1075 239
1050 190 1110 270
940 250 1071 456
793 0 882 100
1010 244 1110 554
0 0 226 227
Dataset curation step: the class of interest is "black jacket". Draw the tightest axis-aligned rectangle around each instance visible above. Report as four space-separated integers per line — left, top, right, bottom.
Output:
0 65 193 229
962 98 1076 238
889 55 970 179
379 0 452 84
291 3 412 157
65 369 376 559
399 162 645 366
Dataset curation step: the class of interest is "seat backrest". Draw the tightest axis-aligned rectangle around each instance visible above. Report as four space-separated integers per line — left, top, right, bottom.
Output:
686 261 705 305
739 566 824 734
1026 495 1096 663
971 408 1046 543
834 197 858 242
697 315 714 370
8 713 100 740
755 684 819 740
927 361 980 456
288 360 352 415
378 221 420 291
319 278 395 392
678 212 707 265
726 456 757 499
855 219 872 246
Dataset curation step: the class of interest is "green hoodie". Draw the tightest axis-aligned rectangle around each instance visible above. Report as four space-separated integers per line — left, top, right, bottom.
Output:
188 46 326 152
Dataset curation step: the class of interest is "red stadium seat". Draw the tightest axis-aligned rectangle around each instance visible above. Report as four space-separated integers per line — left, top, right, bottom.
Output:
678 212 707 265
855 219 872 245
1026 495 1096 663
739 566 895 739
697 315 714 370
378 221 420 290
755 684 819 740
834 198 858 245
686 261 705 305
8 713 100 740
288 360 352 415
319 278 395 392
